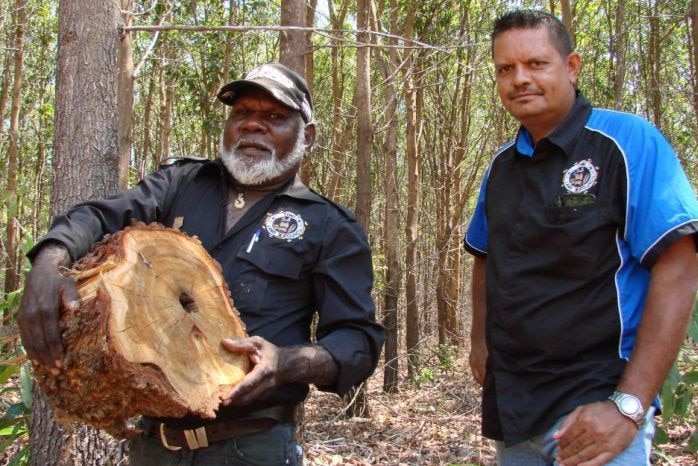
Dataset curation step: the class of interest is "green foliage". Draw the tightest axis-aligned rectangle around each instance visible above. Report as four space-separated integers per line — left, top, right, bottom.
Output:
412 344 459 387
655 300 698 453
0 362 32 466
0 285 31 466
435 343 458 372
415 366 436 387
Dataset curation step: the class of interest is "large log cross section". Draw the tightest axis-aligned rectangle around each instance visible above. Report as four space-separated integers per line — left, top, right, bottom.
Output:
34 223 250 437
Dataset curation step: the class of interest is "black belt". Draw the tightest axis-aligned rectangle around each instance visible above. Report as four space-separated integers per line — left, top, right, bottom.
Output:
149 405 297 451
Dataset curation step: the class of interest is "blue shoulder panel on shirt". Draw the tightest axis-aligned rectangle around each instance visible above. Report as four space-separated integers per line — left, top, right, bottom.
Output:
585 109 698 267
464 141 515 256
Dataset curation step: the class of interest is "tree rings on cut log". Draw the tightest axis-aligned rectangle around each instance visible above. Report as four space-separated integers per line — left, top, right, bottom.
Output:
33 223 250 437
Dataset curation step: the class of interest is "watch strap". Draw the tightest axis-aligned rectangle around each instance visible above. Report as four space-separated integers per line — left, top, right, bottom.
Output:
609 390 645 428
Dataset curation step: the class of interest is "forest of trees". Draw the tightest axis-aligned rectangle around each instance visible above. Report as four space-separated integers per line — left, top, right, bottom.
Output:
1 0 698 464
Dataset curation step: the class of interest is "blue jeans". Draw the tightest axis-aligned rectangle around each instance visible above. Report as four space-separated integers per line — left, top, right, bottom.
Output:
127 422 302 466
495 407 655 466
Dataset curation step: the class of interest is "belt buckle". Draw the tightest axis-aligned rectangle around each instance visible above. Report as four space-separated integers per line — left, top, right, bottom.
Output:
160 424 209 451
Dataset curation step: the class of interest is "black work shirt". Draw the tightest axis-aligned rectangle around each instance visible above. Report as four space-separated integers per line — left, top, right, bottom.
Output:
464 94 698 445
30 158 385 427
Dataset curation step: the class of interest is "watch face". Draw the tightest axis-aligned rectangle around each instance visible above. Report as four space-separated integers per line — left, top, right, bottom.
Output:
620 396 640 414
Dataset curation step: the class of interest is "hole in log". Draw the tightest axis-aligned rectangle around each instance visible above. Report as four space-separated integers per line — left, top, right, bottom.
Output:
179 292 198 313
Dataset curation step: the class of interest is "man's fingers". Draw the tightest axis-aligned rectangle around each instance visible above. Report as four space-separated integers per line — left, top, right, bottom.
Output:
60 283 81 312
221 366 268 406
221 338 258 354
38 309 63 369
553 409 580 443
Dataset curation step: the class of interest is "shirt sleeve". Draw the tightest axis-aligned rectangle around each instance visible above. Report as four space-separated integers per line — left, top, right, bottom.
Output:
311 214 385 396
621 116 698 267
464 168 490 257
28 165 179 263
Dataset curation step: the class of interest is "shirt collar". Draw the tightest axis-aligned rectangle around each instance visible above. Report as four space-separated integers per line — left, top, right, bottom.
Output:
515 91 592 158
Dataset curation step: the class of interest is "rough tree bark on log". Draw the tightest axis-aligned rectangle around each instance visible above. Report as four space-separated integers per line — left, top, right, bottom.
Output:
33 224 250 437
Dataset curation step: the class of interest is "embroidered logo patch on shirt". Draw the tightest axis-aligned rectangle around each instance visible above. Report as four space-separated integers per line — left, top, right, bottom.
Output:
264 211 307 241
562 159 599 194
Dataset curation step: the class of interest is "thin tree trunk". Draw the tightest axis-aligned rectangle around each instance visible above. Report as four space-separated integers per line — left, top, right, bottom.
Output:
117 0 134 189
299 0 317 185
326 0 350 200
648 2 662 129
279 0 306 75
353 0 372 230
560 0 574 47
612 0 626 109
376 0 399 393
158 54 174 163
221 0 235 117
141 75 156 176
3 0 26 298
403 3 420 380
690 0 698 143
343 0 373 417
0 50 12 144
32 0 123 463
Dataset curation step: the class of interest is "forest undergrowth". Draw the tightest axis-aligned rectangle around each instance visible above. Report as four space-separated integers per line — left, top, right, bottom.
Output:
1 353 697 465
301 354 698 466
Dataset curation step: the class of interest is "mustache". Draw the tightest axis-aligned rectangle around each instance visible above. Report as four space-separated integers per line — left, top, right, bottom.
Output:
233 138 274 152
507 88 543 99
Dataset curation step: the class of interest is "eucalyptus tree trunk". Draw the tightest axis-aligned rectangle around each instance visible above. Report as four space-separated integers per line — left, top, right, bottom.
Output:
353 0 372 230
326 0 351 201
403 3 421 381
157 50 175 163
375 0 400 393
279 0 306 75
690 0 698 141
221 0 235 114
304 0 317 88
611 0 626 109
3 0 26 298
31 0 123 464
560 0 574 47
343 0 373 417
141 75 156 174
300 0 317 185
0 50 11 144
647 2 663 129
117 0 134 189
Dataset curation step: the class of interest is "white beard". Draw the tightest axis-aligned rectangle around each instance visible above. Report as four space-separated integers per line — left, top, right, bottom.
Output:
220 130 307 186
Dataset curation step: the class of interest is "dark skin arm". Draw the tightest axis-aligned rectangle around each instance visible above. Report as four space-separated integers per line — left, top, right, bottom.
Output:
469 256 488 386
554 236 698 466
220 336 339 406
17 243 78 372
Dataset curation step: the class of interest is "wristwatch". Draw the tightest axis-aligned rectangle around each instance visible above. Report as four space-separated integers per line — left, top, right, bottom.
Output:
609 391 645 427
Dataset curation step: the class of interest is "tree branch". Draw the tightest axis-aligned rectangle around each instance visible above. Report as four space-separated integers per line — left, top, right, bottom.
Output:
122 24 480 53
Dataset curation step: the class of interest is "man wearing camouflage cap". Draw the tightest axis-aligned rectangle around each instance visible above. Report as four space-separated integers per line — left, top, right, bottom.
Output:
18 63 385 465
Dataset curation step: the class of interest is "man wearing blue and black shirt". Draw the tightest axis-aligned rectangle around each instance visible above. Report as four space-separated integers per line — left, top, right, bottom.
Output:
464 10 698 466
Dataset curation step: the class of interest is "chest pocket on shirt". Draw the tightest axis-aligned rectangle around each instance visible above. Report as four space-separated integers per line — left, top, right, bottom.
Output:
542 200 617 270
230 242 304 328
237 242 304 279
549 203 598 223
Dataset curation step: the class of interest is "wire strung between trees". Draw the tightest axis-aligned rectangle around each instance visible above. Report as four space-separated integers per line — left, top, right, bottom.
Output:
121 24 482 53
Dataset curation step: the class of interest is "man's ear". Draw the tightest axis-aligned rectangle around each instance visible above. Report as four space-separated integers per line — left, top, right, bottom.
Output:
303 123 316 150
567 51 582 85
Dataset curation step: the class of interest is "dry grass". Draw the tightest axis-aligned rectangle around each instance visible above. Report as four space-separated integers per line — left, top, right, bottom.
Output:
301 355 698 465
2 354 697 465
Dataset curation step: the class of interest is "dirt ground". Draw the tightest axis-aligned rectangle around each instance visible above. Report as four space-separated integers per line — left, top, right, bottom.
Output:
301 357 698 466
2 355 697 465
